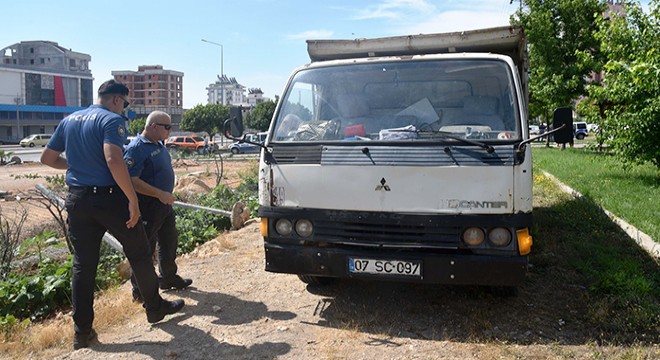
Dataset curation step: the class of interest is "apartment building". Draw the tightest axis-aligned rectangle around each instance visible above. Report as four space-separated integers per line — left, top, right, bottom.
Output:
206 74 247 106
0 41 93 142
112 65 184 123
246 88 269 107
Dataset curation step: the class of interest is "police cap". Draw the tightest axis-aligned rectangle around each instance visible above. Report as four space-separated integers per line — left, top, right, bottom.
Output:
98 79 129 96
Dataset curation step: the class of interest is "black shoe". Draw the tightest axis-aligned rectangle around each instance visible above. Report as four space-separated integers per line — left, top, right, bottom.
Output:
73 329 97 350
159 275 193 290
146 299 185 323
132 288 144 303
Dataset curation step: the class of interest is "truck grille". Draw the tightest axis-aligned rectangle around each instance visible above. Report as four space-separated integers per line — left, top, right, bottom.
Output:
312 218 461 249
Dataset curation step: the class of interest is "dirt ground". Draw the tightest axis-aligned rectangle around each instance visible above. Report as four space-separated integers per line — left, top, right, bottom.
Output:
0 159 658 360
0 158 248 236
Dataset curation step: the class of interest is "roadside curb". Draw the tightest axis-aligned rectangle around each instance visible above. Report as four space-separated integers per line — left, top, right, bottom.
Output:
542 170 659 260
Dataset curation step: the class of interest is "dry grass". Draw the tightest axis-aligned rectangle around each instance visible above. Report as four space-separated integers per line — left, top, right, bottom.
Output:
0 287 142 359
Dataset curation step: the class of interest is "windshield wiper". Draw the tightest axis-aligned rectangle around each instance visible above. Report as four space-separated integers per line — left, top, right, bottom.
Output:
415 130 494 153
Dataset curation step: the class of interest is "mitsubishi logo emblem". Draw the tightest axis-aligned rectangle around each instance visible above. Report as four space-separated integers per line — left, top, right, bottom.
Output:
375 177 391 191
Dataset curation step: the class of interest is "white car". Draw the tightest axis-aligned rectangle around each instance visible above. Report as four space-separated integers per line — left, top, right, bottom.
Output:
20 134 52 147
528 125 540 135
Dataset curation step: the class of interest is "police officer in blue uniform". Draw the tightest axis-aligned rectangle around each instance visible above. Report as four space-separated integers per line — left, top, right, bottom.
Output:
124 111 192 302
41 80 185 350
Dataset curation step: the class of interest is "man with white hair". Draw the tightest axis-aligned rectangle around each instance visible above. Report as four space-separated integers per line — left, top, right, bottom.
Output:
124 111 193 303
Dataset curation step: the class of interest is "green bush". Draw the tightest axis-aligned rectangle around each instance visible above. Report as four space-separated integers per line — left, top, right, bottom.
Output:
0 256 72 320
0 236 123 322
174 161 259 254
174 207 221 254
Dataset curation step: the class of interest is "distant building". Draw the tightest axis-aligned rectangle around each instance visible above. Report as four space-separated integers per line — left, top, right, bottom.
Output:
588 0 628 85
606 0 625 17
246 88 269 107
112 65 184 124
206 75 247 106
0 40 93 142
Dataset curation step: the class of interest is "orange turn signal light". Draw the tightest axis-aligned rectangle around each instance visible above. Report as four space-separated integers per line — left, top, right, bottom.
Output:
260 218 269 237
517 228 533 255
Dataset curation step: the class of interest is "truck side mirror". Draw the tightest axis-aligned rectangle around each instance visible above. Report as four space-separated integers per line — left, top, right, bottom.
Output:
552 107 574 144
224 106 244 139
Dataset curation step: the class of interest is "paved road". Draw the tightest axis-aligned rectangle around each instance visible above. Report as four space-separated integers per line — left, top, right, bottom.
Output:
0 145 43 163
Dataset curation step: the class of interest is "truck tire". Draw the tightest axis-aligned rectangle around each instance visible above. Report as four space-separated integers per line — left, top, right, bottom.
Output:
576 133 586 140
297 274 334 286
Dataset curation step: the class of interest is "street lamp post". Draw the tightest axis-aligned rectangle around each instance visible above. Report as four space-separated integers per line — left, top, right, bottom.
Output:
14 95 21 141
201 39 224 105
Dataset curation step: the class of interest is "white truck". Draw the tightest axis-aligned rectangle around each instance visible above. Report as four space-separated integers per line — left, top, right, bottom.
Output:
226 25 572 294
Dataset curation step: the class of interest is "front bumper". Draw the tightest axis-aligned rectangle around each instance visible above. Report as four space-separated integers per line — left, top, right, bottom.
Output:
264 242 528 286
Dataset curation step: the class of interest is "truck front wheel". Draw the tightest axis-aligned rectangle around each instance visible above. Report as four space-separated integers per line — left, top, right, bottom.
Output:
297 274 334 286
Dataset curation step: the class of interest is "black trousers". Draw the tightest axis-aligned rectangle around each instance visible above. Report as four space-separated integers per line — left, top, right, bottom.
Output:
130 196 179 291
66 187 162 334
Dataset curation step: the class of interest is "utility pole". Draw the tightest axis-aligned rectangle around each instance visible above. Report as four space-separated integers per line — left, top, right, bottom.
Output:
14 95 21 140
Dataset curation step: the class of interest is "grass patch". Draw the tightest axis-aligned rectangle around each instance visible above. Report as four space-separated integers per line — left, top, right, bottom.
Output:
531 169 660 340
532 147 659 242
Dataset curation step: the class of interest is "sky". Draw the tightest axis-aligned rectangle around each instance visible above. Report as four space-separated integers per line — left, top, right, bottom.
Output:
1 0 652 109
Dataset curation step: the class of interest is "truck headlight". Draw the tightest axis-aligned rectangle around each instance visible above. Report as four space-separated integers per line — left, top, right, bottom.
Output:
275 219 293 236
488 227 512 247
462 227 485 246
295 219 313 237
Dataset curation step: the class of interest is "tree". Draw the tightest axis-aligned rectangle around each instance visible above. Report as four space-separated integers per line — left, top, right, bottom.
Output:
245 100 276 131
512 0 606 122
128 117 146 136
180 104 228 138
585 0 660 168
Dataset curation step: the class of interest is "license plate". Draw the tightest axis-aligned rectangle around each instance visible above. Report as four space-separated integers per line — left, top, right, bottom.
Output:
348 258 422 277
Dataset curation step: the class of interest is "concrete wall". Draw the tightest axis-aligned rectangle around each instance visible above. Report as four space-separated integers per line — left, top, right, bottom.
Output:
0 71 21 104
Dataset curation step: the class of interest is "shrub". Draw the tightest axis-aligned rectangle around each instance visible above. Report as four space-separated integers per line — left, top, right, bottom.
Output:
174 160 259 254
0 256 72 320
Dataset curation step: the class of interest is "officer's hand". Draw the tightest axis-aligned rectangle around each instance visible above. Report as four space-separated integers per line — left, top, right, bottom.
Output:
126 200 141 228
158 191 176 205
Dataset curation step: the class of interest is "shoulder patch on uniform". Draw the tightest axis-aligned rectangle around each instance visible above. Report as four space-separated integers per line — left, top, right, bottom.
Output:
125 158 135 168
118 126 126 137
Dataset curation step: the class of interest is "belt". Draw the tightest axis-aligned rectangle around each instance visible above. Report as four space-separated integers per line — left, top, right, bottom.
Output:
69 185 120 194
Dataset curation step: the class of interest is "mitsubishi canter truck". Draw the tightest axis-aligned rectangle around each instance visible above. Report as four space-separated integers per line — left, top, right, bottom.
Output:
225 26 573 295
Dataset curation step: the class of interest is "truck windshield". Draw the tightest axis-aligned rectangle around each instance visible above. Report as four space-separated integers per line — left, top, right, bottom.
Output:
272 58 521 143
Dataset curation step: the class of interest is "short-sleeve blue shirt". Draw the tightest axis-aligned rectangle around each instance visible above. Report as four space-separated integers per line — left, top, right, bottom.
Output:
47 105 128 187
123 135 175 193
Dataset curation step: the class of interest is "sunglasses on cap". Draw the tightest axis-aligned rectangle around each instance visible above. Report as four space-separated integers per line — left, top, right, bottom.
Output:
154 123 172 130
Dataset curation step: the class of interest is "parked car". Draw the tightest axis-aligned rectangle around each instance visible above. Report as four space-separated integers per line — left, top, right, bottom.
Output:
227 132 267 154
20 134 52 147
573 122 588 140
528 125 540 135
165 135 206 154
